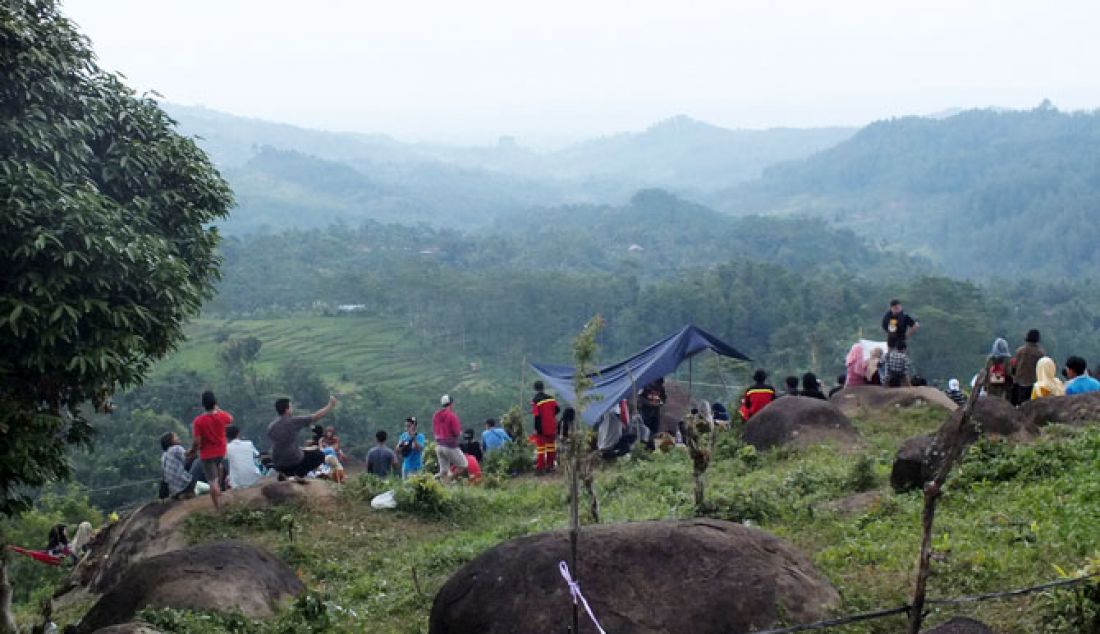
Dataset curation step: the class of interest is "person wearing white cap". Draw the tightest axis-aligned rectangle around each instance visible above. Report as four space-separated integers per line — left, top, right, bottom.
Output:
432 394 468 482
944 378 966 407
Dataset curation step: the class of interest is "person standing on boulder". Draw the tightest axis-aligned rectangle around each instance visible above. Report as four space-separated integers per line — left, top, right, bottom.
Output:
434 394 468 482
191 391 233 511
1031 357 1065 399
1010 329 1045 406
882 299 919 346
267 395 337 480
985 338 1013 400
531 381 560 472
883 341 914 387
845 342 868 387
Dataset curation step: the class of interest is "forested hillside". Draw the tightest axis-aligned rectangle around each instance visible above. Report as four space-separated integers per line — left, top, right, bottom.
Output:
718 104 1100 277
207 201 1100 386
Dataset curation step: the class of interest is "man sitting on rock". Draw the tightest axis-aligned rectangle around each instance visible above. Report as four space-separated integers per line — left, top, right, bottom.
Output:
160 431 196 500
225 425 261 490
739 369 776 420
267 395 337 480
1064 356 1100 395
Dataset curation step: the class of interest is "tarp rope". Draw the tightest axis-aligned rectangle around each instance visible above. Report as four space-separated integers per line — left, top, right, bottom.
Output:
559 561 607 634
750 571 1100 633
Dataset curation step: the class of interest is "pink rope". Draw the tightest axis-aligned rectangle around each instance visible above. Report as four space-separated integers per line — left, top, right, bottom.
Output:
558 561 608 634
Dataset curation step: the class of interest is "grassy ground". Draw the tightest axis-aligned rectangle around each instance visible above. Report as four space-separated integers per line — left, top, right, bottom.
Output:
78 407 1100 633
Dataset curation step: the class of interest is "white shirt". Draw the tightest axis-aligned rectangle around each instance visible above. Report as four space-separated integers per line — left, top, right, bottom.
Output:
226 439 261 489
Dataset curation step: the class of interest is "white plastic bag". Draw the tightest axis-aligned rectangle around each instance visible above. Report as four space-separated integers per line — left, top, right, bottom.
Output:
370 490 397 509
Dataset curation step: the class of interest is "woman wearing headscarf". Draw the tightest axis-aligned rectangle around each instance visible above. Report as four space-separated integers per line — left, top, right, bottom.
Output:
985 338 1013 400
1031 356 1065 399
71 521 95 556
845 343 868 388
865 347 884 385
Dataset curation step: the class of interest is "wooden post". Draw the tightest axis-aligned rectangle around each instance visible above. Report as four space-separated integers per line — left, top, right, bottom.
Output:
569 436 581 634
907 369 988 634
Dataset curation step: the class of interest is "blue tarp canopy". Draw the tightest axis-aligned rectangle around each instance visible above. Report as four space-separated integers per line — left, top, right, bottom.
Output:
530 324 751 425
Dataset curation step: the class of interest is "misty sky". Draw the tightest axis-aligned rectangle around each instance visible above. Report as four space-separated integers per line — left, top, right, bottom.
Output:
62 0 1100 147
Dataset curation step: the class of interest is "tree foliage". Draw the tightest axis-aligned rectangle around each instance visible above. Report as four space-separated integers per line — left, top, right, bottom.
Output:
0 0 233 515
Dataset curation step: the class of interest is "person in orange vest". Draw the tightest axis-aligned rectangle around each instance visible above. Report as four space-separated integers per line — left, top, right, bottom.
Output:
531 380 560 473
739 369 777 421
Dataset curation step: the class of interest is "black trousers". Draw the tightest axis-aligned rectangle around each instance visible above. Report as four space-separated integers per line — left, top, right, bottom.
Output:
276 450 325 478
1010 384 1032 406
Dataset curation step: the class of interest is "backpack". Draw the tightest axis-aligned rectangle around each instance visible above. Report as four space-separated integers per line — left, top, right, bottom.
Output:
989 361 1007 384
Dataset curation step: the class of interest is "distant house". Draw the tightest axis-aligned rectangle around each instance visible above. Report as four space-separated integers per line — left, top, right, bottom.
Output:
336 304 366 313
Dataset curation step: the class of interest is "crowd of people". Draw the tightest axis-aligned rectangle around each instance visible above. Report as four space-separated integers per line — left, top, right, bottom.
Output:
159 391 342 509
736 299 1100 423
155 297 1100 504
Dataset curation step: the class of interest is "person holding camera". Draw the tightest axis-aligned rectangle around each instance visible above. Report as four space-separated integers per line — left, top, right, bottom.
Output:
396 416 425 478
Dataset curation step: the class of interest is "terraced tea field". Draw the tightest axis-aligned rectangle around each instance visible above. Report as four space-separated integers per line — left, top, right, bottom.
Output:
156 316 503 394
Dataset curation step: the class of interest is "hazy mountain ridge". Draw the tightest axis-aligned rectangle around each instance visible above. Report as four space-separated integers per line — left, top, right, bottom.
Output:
167 104 857 231
715 105 1100 277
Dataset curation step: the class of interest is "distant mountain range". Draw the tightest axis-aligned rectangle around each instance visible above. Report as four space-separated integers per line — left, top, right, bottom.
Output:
170 102 1100 279
166 104 854 231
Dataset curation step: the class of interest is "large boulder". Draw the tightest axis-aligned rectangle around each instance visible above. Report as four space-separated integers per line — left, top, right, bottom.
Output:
75 542 304 633
923 616 997 633
933 396 1038 448
429 519 840 634
66 479 332 597
1020 392 1100 428
831 385 958 416
742 396 860 451
892 397 1040 492
890 434 933 492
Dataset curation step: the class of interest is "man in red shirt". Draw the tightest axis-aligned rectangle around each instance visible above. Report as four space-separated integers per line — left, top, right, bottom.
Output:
432 394 467 483
191 391 233 511
531 381 560 473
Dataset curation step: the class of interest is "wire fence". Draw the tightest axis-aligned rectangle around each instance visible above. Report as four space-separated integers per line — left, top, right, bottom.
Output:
751 572 1100 633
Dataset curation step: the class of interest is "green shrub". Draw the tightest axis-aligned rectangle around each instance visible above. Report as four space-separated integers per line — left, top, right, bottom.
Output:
1041 557 1100 633
138 590 358 633
953 432 1097 489
394 475 455 517
184 505 296 542
706 489 781 524
845 454 878 492
340 473 392 503
482 441 535 475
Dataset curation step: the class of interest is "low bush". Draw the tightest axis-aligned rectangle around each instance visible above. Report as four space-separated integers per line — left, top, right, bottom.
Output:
482 441 535 475
394 475 455 517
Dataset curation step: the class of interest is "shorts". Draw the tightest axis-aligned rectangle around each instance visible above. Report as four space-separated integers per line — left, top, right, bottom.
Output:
435 445 468 476
201 458 224 486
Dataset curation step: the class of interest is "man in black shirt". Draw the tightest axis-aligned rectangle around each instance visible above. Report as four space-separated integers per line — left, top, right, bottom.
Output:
882 299 919 346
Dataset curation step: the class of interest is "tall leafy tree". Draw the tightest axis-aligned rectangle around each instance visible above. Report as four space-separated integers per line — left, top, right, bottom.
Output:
0 1 232 627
